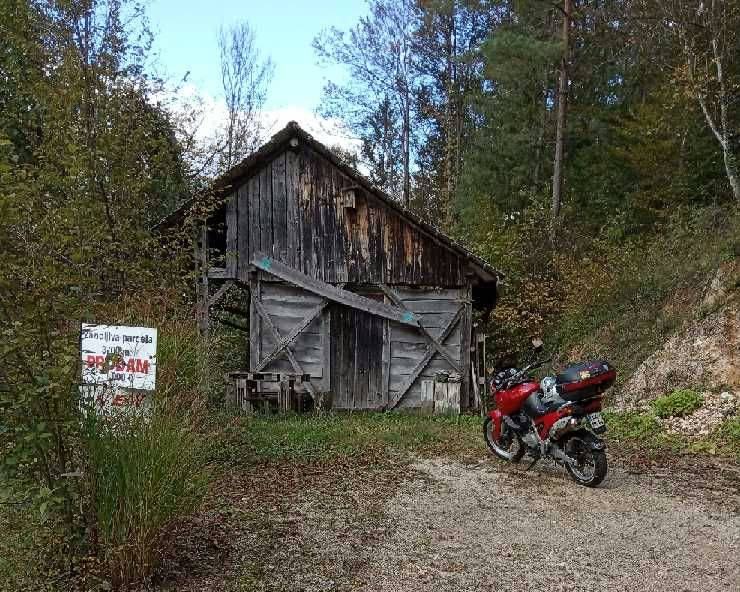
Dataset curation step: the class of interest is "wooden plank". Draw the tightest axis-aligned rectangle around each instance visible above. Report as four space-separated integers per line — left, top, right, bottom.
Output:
206 280 234 309
251 253 420 327
225 192 238 277
321 307 331 392
251 296 316 397
460 286 473 411
237 183 250 282
272 153 288 262
255 300 327 371
381 318 391 408
259 164 273 255
387 307 463 409
286 150 301 270
249 273 260 372
420 380 435 414
248 175 260 267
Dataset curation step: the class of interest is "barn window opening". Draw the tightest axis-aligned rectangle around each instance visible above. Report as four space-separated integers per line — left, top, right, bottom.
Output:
206 204 227 270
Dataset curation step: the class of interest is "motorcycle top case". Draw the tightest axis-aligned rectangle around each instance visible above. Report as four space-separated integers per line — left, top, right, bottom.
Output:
556 360 616 401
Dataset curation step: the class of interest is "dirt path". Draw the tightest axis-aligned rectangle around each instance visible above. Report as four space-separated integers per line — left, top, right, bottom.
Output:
170 452 740 592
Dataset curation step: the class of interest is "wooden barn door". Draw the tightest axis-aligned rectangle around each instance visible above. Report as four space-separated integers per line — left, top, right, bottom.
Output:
250 275 329 393
330 306 385 409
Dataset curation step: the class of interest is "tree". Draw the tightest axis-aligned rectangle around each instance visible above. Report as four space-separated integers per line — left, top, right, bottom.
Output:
314 0 419 205
551 0 571 237
646 0 740 202
218 21 273 171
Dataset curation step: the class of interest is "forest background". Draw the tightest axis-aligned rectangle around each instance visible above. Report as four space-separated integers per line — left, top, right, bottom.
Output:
0 0 738 588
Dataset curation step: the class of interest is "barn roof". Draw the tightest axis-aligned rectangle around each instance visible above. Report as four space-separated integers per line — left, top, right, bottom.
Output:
159 121 500 282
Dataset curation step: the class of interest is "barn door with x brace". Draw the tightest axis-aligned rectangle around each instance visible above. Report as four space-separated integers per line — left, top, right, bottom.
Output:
249 272 329 395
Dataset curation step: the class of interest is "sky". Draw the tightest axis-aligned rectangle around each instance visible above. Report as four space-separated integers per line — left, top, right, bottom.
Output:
147 0 368 147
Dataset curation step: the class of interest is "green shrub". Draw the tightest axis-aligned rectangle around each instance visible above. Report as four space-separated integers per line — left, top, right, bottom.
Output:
716 417 740 446
83 409 209 587
603 411 660 441
651 389 703 418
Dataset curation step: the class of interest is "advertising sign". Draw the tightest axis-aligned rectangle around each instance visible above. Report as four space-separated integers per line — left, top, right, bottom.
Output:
81 324 157 390
80 324 157 415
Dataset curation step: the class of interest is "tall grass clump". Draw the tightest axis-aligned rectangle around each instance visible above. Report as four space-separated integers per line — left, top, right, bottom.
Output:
83 409 209 588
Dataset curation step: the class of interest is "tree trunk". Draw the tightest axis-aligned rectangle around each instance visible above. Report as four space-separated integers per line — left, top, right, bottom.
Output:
551 0 571 239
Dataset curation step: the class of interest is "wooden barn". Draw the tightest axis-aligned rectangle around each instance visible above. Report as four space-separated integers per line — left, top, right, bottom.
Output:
162 122 500 412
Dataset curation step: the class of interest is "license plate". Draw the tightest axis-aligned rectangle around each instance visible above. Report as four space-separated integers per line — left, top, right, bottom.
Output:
587 412 605 429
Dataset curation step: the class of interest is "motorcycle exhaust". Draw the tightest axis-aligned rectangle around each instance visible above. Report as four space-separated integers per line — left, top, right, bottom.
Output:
549 416 580 440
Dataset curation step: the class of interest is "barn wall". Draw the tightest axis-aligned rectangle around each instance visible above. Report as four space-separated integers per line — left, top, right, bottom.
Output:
224 145 467 287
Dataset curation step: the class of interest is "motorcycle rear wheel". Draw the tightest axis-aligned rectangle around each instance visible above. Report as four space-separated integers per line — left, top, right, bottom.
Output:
563 435 607 487
483 417 525 463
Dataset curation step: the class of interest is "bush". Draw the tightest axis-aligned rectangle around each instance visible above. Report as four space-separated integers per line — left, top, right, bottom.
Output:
651 389 703 418
716 417 740 447
83 409 209 588
603 411 661 441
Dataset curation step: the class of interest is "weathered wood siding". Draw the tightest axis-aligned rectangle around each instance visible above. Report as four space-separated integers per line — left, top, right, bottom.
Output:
330 306 385 409
250 276 329 391
224 145 466 287
389 287 468 409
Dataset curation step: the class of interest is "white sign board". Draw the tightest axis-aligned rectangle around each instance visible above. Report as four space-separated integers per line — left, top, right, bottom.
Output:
81 324 157 390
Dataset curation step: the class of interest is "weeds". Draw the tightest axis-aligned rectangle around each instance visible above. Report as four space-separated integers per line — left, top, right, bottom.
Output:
83 409 209 588
651 389 703 418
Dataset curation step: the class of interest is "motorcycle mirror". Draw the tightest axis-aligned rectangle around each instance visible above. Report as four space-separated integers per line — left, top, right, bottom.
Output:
531 337 544 352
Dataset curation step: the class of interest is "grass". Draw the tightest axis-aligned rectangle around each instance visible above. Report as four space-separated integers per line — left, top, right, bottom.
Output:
0 496 56 592
603 408 740 458
207 411 485 466
651 389 703 418
83 409 210 588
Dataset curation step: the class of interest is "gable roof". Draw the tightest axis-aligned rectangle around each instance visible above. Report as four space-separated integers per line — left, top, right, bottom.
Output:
159 121 500 282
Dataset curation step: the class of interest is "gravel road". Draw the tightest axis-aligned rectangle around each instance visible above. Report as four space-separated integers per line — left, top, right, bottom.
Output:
350 458 740 592
241 455 740 592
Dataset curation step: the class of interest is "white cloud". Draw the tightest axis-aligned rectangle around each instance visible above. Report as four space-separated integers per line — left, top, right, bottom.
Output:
160 83 360 162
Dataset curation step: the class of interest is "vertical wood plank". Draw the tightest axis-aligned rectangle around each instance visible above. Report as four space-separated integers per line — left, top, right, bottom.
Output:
381 318 391 408
237 184 250 282
248 174 260 265
272 153 288 262
286 150 301 270
460 285 473 411
225 192 238 277
259 164 273 255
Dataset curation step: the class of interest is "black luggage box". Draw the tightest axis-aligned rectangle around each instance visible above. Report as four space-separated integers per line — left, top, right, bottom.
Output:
556 360 616 401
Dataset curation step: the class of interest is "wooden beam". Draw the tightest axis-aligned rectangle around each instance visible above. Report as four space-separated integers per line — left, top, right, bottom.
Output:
255 300 327 371
251 253 419 327
206 280 234 310
378 283 462 373
387 308 463 410
251 297 316 397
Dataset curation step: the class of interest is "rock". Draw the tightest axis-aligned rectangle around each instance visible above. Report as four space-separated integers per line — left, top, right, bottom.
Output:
661 390 739 437
616 261 739 410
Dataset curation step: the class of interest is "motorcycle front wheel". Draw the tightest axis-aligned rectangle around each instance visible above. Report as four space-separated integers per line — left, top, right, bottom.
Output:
563 435 607 487
483 417 525 463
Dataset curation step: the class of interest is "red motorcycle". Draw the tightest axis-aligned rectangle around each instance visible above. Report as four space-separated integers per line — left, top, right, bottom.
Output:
484 341 616 487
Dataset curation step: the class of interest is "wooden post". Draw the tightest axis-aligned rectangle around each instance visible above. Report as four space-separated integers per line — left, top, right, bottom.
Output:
459 285 473 410
195 222 210 336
